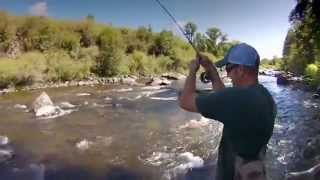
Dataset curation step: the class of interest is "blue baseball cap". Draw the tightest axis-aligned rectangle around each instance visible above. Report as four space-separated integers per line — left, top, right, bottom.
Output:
215 43 260 68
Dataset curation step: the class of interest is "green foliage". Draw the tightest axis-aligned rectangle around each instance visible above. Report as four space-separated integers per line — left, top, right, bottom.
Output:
260 56 283 70
305 63 318 77
96 27 124 76
0 11 242 88
150 30 174 56
304 63 320 87
0 11 17 52
0 52 47 87
283 0 320 79
56 31 81 57
45 51 91 81
128 51 148 74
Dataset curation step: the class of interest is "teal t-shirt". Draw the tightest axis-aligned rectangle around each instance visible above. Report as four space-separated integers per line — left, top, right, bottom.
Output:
196 84 276 180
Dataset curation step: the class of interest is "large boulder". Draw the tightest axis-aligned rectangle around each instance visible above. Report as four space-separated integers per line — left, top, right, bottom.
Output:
285 163 320 180
32 92 61 117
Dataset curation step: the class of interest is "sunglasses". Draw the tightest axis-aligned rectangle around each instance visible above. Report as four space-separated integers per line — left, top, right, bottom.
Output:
225 64 239 73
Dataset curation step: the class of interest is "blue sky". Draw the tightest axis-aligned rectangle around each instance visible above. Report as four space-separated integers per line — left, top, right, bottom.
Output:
0 0 296 59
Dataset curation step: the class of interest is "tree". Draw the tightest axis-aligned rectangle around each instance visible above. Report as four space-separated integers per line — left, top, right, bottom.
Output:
194 32 207 52
206 27 222 56
184 22 197 42
290 0 320 23
150 30 174 56
0 11 16 52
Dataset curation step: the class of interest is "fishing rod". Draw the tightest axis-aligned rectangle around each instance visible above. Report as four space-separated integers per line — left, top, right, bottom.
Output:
154 0 211 83
154 0 199 53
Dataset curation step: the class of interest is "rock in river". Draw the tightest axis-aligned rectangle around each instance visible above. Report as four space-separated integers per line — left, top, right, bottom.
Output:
31 92 62 117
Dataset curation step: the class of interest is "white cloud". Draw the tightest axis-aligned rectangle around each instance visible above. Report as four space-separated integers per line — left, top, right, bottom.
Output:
29 2 48 16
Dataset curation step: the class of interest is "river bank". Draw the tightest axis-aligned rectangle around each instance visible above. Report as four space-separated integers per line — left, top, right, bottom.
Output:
0 73 186 96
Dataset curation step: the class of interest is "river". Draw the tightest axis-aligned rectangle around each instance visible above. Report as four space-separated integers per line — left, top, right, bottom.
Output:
0 75 319 180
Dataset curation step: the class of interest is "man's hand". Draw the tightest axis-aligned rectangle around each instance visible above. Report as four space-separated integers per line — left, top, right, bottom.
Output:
197 53 225 90
198 54 215 72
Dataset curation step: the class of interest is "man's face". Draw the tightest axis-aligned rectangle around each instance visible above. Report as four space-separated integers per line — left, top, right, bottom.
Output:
226 63 241 86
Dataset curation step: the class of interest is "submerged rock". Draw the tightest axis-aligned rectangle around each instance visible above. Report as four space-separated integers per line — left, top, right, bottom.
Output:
76 139 93 151
14 104 27 109
285 163 320 180
303 135 320 159
76 93 91 96
276 74 289 85
0 149 14 163
58 102 76 109
312 94 320 99
0 136 9 146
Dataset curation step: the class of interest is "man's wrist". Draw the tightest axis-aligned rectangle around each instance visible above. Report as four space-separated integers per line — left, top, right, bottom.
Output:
189 69 197 76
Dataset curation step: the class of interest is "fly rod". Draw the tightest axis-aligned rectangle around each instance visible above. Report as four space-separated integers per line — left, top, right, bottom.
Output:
154 0 211 83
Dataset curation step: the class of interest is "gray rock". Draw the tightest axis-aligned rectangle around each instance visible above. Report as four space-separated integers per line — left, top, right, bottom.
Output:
146 77 171 86
0 149 14 163
120 77 137 86
312 94 320 99
59 102 76 109
285 163 320 180
32 92 54 113
78 81 86 86
32 92 61 117
0 136 9 146
14 104 27 109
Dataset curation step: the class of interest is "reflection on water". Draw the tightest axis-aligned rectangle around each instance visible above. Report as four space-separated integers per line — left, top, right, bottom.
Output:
0 76 318 179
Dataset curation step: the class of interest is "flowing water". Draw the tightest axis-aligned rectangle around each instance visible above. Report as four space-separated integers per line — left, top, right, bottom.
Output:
0 75 319 180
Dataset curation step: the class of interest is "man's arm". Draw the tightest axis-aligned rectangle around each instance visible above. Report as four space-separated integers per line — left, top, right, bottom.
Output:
178 60 199 112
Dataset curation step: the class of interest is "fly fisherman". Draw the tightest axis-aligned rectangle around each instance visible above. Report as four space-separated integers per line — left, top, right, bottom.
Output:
178 43 276 180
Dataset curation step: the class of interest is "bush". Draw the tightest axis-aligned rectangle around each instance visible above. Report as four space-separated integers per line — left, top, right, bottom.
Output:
56 31 81 57
129 51 147 74
156 55 173 73
305 64 318 78
0 52 46 87
45 51 91 81
305 63 319 87
96 27 124 76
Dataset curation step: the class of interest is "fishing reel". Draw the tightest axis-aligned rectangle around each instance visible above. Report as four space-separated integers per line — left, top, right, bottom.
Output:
200 71 211 83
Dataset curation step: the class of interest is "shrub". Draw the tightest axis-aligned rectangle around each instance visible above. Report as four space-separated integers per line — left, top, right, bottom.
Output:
0 52 46 87
304 63 319 87
45 51 91 81
96 27 124 76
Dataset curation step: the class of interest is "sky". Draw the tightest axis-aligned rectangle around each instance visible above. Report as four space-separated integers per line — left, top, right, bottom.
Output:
0 0 296 59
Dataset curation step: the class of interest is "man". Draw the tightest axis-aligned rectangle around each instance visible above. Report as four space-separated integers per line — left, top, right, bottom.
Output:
178 43 276 180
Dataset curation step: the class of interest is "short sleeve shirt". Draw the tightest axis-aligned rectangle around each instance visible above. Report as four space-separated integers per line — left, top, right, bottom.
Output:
196 84 276 180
